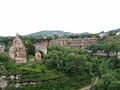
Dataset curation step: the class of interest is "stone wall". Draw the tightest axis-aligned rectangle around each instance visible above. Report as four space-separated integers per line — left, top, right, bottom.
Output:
35 41 48 54
35 37 98 54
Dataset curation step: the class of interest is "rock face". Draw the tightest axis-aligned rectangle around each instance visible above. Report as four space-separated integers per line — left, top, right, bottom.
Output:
35 37 98 54
9 34 27 63
35 52 41 61
49 38 97 48
35 41 48 54
0 45 5 54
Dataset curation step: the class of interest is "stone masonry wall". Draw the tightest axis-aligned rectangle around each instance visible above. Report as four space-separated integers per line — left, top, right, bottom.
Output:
35 37 98 54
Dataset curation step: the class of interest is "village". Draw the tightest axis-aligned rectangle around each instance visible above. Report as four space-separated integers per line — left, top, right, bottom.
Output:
0 33 98 63
1 0 120 89
0 31 120 63
0 31 120 90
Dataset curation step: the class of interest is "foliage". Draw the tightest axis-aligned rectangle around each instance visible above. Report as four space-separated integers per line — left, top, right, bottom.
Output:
67 34 99 38
0 44 96 90
24 41 35 56
1 34 120 90
90 41 120 56
0 53 11 63
46 44 96 76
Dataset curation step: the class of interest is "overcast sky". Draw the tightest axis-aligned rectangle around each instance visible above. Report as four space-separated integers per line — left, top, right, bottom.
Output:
0 0 120 36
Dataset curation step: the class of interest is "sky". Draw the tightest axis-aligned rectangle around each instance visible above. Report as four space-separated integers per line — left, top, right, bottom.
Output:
0 0 120 36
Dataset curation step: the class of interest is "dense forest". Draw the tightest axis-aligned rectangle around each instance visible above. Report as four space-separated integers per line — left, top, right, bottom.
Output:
0 32 120 90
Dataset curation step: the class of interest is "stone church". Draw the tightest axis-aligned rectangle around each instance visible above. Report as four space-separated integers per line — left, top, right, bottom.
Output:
9 34 27 63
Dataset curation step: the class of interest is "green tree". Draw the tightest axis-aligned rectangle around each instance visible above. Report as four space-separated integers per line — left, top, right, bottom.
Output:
108 81 120 90
25 41 35 56
0 53 11 63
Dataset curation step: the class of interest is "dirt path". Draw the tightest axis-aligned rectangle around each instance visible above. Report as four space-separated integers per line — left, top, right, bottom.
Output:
79 76 99 90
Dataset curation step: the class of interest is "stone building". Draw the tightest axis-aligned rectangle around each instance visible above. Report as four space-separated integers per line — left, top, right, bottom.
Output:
99 32 108 38
49 38 67 46
35 37 98 54
49 38 97 48
35 41 48 54
0 45 5 54
116 32 120 36
66 38 97 48
9 34 27 63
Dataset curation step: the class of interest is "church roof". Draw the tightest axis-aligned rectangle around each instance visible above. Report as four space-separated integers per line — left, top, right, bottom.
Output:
15 33 21 40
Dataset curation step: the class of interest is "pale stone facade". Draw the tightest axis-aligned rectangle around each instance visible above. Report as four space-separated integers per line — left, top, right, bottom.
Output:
35 37 98 54
49 38 97 48
35 41 48 54
9 34 27 63
96 51 120 58
99 32 108 38
117 52 120 59
116 32 120 36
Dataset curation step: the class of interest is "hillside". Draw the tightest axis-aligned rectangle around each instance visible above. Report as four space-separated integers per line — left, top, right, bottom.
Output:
108 28 120 32
27 30 74 36
0 32 120 90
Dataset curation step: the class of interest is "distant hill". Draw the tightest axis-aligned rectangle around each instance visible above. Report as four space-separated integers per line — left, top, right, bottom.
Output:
27 30 74 36
27 30 90 36
107 28 120 33
79 32 90 35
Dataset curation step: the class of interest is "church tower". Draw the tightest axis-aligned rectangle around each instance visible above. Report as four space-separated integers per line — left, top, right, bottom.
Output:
9 34 27 63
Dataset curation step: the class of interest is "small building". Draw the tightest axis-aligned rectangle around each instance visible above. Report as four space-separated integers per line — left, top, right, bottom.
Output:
99 32 108 38
35 38 98 53
116 32 120 36
9 34 27 63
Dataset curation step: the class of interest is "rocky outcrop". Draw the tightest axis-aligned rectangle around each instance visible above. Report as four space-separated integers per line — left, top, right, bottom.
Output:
35 41 48 54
